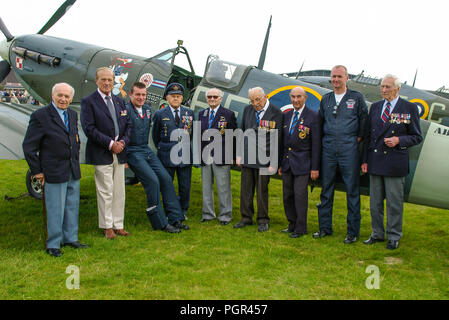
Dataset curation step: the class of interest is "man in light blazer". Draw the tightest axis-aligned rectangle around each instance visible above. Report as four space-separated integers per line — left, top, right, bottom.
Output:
81 67 131 239
23 83 88 257
198 87 237 225
278 87 321 238
362 74 422 250
234 87 283 232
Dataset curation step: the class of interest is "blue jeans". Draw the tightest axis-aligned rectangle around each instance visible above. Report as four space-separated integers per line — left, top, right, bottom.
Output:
45 173 80 249
127 147 184 225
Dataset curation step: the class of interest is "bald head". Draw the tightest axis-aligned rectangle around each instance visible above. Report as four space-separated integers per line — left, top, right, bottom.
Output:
289 86 307 110
248 87 268 111
52 82 74 110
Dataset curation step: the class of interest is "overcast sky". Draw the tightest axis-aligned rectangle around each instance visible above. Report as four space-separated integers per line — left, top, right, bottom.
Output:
2 0 448 90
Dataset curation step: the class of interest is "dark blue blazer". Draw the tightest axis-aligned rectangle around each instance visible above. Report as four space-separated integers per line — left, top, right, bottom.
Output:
80 90 131 165
362 98 422 177
152 105 194 167
199 105 237 165
22 104 81 183
281 106 321 176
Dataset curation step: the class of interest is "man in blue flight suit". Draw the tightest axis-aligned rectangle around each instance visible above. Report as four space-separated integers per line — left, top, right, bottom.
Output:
362 75 422 250
125 82 187 232
152 83 194 221
313 65 368 244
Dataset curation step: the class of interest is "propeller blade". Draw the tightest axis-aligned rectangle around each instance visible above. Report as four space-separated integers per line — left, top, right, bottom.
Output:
0 17 14 41
0 60 11 83
37 0 76 35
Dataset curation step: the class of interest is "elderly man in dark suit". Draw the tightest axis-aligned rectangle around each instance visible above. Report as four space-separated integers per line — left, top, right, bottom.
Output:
278 87 321 238
198 87 237 225
23 83 88 257
152 83 192 228
362 74 422 250
234 87 283 232
81 67 131 239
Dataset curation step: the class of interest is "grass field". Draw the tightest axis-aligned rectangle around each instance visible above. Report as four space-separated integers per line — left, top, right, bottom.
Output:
0 159 448 300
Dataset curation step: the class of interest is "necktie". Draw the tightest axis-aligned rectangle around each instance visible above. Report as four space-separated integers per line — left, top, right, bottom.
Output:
105 96 119 137
256 110 262 126
63 110 69 132
175 109 180 125
209 109 215 128
382 101 391 123
289 111 299 136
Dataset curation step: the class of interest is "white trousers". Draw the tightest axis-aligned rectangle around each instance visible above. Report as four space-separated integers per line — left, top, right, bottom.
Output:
94 154 125 229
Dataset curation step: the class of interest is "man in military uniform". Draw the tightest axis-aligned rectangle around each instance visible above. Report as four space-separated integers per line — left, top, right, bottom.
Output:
278 87 321 238
362 75 422 250
152 83 194 221
314 65 368 244
125 82 188 232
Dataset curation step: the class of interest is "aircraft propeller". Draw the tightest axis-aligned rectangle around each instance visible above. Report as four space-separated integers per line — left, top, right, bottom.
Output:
0 0 76 83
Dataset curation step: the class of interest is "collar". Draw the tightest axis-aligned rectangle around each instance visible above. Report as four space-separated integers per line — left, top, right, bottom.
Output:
97 89 112 101
209 105 220 114
169 104 181 114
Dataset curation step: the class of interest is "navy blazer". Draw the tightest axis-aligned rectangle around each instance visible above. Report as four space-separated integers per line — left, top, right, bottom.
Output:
152 105 194 167
80 90 131 165
199 105 237 165
22 104 81 183
362 98 422 177
281 107 321 176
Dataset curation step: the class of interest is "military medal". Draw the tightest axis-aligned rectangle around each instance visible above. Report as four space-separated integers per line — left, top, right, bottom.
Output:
270 121 276 131
219 121 227 135
76 134 79 143
299 131 307 139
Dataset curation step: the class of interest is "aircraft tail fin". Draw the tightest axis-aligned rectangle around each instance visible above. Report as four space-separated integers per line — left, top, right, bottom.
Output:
257 15 272 70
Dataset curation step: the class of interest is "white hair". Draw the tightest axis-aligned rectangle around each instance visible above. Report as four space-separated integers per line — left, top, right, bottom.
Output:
206 87 224 98
248 87 265 96
52 82 75 97
383 74 402 89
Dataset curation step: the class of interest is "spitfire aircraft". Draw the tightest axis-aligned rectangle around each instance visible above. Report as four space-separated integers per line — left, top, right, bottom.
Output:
1 0 449 212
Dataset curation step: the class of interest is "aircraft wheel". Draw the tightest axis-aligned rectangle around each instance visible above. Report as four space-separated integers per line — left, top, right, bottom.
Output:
26 169 43 199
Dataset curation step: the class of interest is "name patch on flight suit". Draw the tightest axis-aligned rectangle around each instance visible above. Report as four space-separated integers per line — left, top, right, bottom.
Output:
346 99 356 109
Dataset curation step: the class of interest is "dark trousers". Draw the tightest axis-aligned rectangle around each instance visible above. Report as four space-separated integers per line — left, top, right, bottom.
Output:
166 166 192 215
240 166 270 225
282 171 309 234
317 149 361 236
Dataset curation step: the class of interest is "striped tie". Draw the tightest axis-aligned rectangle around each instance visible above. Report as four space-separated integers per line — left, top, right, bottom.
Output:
208 109 215 128
63 110 69 132
382 102 391 123
289 111 299 135
256 110 262 126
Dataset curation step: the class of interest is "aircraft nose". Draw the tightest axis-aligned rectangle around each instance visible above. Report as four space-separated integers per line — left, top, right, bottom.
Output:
0 38 11 64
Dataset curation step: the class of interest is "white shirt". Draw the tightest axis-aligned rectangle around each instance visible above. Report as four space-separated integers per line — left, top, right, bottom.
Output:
289 105 305 131
382 96 400 115
334 91 346 105
255 99 270 119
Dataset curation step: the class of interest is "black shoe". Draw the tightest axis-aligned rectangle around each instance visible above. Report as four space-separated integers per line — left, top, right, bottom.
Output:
173 221 190 230
258 223 269 232
200 218 214 223
63 241 89 249
344 235 357 244
233 221 252 229
363 237 385 245
312 230 332 238
386 240 399 250
290 232 304 238
46 248 62 257
219 220 230 226
163 224 181 233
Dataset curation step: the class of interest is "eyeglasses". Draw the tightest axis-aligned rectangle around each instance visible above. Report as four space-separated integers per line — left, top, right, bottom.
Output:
207 95 221 99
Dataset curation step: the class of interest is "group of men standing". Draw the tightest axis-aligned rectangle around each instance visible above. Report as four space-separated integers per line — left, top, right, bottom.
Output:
22 64 422 258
